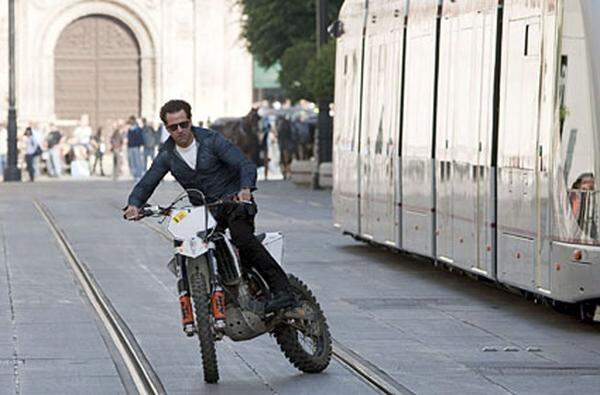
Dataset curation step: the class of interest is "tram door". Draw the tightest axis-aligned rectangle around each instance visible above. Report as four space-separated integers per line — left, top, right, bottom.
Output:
332 0 367 236
401 0 439 258
359 1 405 246
435 1 497 278
497 1 554 292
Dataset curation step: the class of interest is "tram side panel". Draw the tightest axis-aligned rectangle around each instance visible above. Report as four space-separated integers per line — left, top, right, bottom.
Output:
401 0 439 258
534 1 558 294
475 2 500 279
496 0 556 292
550 0 600 302
435 0 498 279
358 0 405 246
333 0 367 236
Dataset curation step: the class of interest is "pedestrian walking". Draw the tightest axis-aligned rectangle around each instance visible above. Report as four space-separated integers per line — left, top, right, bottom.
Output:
141 118 157 170
72 115 93 177
24 127 41 182
126 116 144 182
46 125 63 177
91 127 106 176
110 122 125 180
30 123 44 178
0 122 7 177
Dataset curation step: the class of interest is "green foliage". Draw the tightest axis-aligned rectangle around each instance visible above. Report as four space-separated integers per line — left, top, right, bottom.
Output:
238 0 343 102
238 0 317 68
279 42 316 102
305 41 336 101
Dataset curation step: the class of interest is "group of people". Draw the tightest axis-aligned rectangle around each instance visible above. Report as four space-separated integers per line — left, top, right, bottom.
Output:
256 102 317 180
2 116 166 182
0 101 318 183
121 116 164 182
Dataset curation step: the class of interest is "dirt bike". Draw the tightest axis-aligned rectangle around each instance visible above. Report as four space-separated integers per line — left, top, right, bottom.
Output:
136 190 332 383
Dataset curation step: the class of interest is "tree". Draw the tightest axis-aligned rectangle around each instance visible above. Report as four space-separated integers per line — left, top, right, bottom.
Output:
238 0 343 101
278 41 316 102
238 0 343 67
305 40 336 102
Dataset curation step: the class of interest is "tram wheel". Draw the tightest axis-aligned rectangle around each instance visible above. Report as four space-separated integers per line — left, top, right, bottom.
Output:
578 302 596 323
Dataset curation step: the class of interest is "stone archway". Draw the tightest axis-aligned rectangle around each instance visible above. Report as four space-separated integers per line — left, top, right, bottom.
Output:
54 15 141 131
36 1 159 124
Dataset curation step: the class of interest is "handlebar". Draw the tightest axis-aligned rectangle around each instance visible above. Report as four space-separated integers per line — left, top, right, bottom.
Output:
127 198 253 220
139 205 170 218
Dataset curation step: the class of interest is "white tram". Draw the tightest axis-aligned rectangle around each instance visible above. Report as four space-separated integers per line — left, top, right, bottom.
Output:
332 0 600 315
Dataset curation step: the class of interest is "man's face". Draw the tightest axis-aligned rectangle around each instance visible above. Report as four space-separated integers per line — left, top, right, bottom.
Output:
165 110 193 147
581 176 595 191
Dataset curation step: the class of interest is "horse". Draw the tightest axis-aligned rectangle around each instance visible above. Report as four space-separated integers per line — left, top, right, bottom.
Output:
210 108 261 166
274 113 317 178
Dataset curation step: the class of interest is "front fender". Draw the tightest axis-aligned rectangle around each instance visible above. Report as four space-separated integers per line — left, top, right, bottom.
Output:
176 237 209 258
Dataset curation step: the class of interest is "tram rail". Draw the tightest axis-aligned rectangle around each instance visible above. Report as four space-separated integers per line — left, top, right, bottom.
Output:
34 200 166 395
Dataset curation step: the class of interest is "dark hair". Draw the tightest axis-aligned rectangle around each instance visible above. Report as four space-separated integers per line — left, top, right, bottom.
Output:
160 100 192 124
572 172 595 189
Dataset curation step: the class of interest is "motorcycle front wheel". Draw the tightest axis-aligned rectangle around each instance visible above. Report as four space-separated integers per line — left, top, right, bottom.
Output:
274 274 332 373
190 273 219 383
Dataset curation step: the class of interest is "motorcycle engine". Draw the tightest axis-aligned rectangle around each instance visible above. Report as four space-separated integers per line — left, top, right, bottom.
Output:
223 283 268 341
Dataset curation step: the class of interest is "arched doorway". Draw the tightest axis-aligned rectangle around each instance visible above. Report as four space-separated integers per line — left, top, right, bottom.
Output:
54 15 141 131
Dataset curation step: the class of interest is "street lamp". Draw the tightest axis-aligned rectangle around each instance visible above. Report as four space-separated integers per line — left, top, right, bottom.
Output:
312 0 332 189
4 0 21 181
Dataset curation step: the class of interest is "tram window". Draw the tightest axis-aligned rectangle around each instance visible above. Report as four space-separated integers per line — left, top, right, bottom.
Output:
344 55 348 76
559 56 569 139
524 23 540 57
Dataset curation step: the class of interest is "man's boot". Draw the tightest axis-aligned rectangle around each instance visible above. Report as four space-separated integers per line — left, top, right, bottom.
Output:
265 291 298 314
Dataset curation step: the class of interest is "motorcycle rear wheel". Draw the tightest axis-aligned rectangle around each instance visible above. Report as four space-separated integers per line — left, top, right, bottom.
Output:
190 273 220 383
274 274 332 373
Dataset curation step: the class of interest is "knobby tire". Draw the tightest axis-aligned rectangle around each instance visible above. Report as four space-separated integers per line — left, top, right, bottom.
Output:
274 274 332 373
191 273 220 383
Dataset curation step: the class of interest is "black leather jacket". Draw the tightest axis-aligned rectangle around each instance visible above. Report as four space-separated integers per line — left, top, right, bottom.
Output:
127 127 257 207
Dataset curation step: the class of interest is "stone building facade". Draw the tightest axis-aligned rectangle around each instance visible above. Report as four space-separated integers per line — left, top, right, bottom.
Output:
0 0 253 130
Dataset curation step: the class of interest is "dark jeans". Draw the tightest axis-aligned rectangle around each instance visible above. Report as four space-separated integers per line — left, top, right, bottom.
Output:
143 146 156 170
25 154 35 181
212 202 290 294
92 152 105 175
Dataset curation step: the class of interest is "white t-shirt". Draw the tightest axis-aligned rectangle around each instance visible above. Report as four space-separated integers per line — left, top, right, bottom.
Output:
74 125 92 145
176 140 197 170
25 135 40 155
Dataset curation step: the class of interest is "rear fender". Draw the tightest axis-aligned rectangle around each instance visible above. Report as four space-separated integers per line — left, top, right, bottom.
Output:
262 232 284 267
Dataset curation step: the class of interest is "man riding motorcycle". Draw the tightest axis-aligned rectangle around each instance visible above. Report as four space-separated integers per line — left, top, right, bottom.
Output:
123 99 296 313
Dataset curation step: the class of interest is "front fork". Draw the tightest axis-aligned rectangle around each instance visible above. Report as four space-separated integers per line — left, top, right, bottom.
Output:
175 245 227 336
206 248 227 331
176 254 195 336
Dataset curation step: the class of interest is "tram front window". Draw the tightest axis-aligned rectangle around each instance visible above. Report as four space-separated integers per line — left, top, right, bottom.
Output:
553 1 600 245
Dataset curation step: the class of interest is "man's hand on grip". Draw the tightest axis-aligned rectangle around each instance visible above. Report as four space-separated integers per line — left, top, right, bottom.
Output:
123 205 141 221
